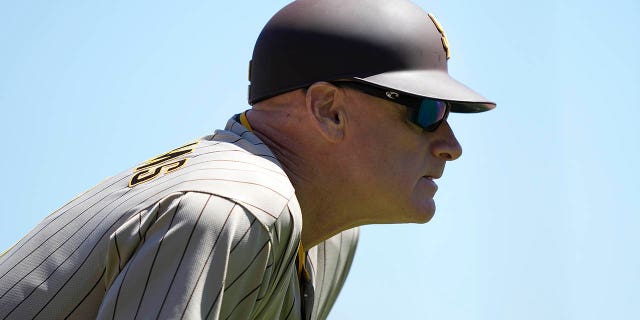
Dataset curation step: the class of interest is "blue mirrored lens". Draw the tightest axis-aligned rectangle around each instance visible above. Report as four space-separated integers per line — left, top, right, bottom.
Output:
417 99 447 128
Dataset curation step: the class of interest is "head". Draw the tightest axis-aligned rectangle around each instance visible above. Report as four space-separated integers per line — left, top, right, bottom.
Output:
308 81 463 224
247 0 494 227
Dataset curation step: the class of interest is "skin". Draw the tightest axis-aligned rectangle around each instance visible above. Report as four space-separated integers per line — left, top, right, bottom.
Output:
247 82 462 248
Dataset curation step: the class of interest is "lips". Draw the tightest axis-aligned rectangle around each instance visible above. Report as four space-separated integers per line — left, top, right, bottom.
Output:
420 176 438 191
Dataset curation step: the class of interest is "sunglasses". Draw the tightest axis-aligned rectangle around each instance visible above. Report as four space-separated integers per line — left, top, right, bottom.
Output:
332 81 450 132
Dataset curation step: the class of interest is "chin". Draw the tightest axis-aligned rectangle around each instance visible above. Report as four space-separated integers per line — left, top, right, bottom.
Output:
414 209 435 223
406 198 436 223
373 196 436 224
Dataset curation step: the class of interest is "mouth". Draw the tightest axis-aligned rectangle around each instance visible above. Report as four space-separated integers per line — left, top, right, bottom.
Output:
420 176 439 195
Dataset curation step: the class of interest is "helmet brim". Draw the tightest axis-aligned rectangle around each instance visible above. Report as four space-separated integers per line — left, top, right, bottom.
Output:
356 69 496 113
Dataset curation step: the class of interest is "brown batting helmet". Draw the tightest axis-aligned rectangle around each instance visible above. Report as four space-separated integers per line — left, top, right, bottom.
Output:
248 0 495 113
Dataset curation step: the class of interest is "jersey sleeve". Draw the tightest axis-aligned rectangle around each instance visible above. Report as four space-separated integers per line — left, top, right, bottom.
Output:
97 191 274 320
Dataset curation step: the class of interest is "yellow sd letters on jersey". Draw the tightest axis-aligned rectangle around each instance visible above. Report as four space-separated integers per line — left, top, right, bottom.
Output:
128 141 199 187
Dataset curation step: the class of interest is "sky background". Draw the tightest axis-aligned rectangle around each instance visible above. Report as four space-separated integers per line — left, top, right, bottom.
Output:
1 0 639 319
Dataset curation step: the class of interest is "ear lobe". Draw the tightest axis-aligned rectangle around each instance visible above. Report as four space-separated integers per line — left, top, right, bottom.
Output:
306 82 346 143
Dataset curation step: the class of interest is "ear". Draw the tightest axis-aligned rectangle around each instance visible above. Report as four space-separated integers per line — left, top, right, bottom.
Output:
305 82 346 143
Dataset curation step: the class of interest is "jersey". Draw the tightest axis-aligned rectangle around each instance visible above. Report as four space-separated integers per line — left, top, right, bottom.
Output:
0 115 359 320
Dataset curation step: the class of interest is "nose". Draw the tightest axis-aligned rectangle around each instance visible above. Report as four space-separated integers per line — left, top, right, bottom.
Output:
430 121 462 161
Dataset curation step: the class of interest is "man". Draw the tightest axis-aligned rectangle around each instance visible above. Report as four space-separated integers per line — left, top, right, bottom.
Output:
0 0 494 319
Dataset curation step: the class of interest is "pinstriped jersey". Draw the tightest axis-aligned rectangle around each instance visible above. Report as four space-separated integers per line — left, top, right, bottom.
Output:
0 116 359 320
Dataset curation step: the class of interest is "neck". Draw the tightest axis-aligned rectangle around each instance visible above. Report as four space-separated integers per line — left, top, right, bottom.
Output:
246 107 356 248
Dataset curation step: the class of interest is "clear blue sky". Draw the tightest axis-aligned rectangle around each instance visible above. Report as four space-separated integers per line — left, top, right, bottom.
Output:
1 1 639 319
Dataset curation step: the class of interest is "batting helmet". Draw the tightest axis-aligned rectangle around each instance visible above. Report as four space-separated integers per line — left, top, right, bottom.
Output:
248 0 495 113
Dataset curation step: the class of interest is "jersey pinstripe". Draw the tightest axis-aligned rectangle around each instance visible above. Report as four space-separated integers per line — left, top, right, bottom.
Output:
0 116 359 320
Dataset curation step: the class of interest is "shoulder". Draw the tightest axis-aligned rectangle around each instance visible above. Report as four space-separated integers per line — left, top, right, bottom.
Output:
112 190 300 280
182 134 299 228
41 127 301 260
162 191 302 302
118 126 299 229
166 191 301 244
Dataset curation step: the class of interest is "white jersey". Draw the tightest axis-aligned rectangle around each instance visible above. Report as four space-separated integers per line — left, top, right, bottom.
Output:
0 116 359 320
